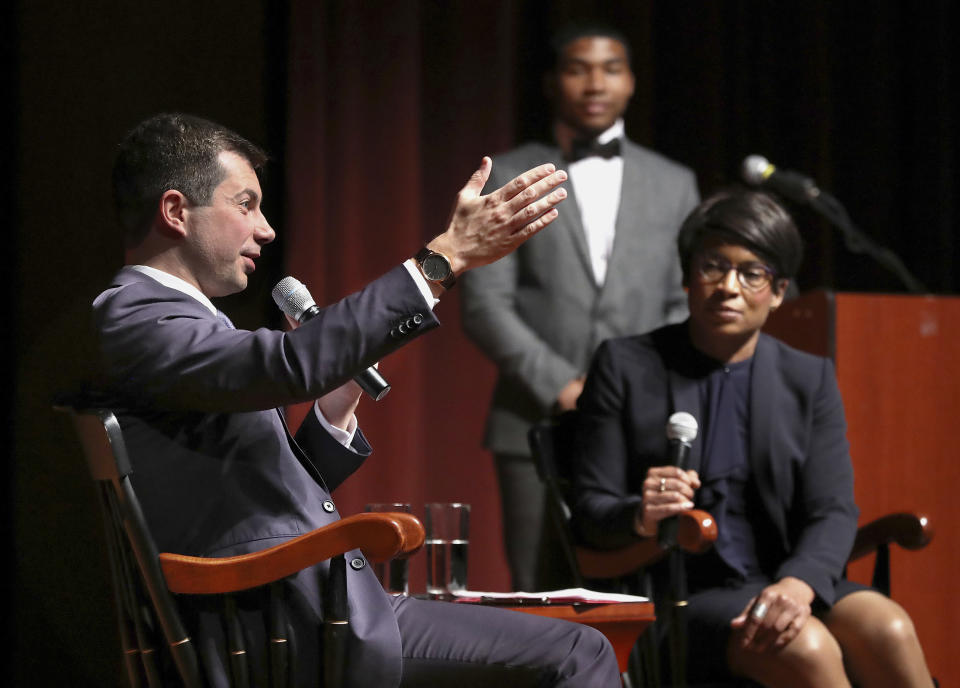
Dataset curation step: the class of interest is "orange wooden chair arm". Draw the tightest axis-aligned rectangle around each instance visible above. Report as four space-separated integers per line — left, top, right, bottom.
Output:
160 512 424 594
849 512 933 562
576 509 718 579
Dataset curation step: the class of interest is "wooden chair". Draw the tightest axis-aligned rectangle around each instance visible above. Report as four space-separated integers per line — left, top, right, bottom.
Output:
529 410 934 688
59 407 425 688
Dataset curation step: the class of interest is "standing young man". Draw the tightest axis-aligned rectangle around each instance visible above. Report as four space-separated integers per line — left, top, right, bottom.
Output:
461 24 700 591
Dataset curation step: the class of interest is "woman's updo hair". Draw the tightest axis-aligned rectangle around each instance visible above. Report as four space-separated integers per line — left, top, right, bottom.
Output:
677 188 803 288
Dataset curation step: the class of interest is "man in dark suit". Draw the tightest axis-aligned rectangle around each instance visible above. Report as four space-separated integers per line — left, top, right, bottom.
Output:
461 23 700 591
88 113 619 688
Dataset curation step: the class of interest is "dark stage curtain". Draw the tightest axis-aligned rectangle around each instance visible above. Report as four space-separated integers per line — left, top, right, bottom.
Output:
285 0 522 592
284 0 958 593
283 2 957 683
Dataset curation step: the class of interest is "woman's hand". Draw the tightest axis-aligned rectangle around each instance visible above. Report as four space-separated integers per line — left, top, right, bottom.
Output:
731 577 815 652
634 466 701 536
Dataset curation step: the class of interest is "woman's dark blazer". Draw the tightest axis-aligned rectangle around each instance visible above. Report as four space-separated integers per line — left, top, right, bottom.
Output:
571 322 859 605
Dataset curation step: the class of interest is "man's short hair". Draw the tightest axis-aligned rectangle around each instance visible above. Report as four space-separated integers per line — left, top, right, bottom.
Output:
548 21 633 71
677 188 804 286
112 113 268 248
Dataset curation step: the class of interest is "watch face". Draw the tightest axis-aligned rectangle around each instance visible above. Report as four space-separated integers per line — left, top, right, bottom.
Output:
422 253 451 281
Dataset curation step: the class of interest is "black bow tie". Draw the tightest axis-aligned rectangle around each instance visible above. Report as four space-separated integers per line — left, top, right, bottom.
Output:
566 137 622 162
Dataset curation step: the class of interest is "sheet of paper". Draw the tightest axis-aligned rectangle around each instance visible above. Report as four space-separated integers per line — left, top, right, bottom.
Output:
450 587 649 605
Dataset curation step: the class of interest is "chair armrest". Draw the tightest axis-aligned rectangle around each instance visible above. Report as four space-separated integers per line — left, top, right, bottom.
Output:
159 512 424 594
848 512 933 562
575 509 717 579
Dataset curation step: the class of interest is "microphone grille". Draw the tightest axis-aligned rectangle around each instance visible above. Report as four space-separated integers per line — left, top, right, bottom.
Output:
666 412 698 443
741 155 773 186
272 276 316 321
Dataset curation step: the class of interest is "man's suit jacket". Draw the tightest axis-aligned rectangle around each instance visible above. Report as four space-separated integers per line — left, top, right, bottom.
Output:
87 265 439 687
571 323 859 605
461 139 699 456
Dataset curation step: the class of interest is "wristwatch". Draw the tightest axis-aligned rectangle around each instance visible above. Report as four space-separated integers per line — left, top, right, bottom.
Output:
414 247 456 290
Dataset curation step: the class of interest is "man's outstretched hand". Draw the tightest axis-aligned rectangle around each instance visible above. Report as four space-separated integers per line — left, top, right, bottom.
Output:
426 157 567 276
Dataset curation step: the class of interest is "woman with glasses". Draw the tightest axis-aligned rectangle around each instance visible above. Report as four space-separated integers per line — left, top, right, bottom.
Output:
571 189 934 687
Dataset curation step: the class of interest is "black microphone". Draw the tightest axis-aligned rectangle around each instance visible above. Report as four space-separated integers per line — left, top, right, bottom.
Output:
272 276 391 401
741 155 821 204
657 411 699 549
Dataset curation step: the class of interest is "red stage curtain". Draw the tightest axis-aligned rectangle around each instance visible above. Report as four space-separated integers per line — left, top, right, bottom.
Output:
286 1 520 591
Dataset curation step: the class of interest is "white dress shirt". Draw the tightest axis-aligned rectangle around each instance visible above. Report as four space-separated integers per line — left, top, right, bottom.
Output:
566 119 625 286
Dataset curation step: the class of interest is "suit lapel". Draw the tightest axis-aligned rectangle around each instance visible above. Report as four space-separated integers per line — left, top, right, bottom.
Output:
275 407 332 493
749 335 787 538
600 143 651 301
550 146 596 285
661 326 705 474
667 369 704 474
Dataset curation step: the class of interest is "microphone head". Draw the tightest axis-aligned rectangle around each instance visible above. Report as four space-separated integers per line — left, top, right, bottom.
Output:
741 155 774 186
272 276 316 321
666 412 698 443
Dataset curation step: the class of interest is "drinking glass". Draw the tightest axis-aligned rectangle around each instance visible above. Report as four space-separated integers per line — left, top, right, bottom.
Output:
364 502 412 595
424 502 470 597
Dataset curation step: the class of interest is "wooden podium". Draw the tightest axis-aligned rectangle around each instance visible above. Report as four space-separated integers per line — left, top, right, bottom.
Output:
764 290 958 687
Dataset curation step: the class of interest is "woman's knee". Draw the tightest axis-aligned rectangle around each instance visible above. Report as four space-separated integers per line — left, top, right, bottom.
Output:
831 592 921 651
784 620 844 670
729 619 847 687
868 602 920 650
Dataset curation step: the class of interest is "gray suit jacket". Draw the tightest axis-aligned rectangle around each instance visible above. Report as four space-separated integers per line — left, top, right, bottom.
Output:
461 139 699 455
86 265 439 688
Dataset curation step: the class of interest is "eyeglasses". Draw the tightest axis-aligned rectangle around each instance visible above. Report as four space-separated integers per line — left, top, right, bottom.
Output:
693 255 775 291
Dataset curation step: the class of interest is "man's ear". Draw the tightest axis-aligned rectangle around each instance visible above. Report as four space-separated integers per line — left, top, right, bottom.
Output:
158 190 190 239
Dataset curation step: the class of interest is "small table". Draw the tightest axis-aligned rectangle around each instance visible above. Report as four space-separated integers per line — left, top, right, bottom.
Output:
509 601 655 674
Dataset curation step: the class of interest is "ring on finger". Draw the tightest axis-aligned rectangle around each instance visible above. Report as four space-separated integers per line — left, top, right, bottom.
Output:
750 602 769 621
658 477 667 493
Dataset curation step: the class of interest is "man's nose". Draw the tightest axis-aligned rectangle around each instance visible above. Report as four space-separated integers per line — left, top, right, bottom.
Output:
256 213 276 244
586 68 606 91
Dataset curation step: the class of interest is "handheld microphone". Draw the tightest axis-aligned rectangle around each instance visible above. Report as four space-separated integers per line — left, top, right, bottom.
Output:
657 411 699 549
272 276 391 401
741 155 821 204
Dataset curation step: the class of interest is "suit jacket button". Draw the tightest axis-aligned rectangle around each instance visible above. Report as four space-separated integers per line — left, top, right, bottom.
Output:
405 317 418 329
412 313 423 325
390 328 401 339
398 323 408 335
322 500 336 513
350 557 366 570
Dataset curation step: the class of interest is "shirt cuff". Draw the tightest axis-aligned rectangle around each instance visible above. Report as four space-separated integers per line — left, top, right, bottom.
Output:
403 259 440 309
313 401 359 449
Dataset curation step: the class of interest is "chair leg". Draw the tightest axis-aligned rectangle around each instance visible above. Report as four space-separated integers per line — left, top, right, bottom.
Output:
871 543 891 597
665 550 687 688
269 582 290 688
225 595 251 688
109 496 162 688
324 554 349 688
98 486 144 688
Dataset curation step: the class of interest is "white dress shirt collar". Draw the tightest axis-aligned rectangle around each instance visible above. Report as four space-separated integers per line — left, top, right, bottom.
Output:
127 264 219 315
